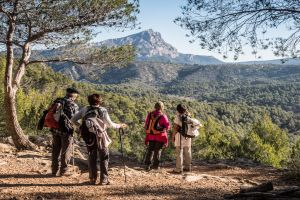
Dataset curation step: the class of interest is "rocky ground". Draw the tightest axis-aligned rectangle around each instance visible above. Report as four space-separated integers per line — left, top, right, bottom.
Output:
0 137 299 200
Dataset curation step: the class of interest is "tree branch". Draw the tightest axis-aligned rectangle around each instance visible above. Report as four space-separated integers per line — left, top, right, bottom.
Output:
28 58 90 65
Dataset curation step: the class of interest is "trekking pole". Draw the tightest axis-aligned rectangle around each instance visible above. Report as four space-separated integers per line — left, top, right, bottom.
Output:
119 128 127 183
72 139 75 173
160 147 165 167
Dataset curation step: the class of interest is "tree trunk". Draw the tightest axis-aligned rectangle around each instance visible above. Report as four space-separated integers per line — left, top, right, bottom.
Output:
4 89 36 150
4 17 36 150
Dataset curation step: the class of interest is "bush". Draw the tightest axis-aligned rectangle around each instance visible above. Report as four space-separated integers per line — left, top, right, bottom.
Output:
243 114 290 168
288 140 300 179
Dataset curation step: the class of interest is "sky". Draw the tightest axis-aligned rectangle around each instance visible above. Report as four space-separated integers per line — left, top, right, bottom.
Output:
93 0 286 62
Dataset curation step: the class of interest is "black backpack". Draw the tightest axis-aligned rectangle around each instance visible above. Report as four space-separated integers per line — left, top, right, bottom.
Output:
58 98 77 134
179 114 195 139
37 110 48 130
80 107 104 148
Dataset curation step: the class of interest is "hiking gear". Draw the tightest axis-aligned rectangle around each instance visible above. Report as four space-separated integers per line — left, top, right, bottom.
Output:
145 112 165 135
37 110 48 130
44 98 77 134
80 106 111 149
171 169 182 174
178 115 202 138
119 128 127 183
44 99 61 129
72 139 75 173
66 87 80 94
89 179 96 185
58 98 77 134
100 179 110 185
145 165 151 171
144 141 164 169
183 167 192 172
144 111 170 146
179 114 195 138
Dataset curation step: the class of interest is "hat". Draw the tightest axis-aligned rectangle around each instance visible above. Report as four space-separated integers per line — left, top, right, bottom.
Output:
66 87 80 94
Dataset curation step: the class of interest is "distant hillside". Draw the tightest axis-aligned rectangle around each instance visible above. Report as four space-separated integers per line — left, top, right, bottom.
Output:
31 29 223 82
97 29 223 65
27 30 300 116
240 58 300 65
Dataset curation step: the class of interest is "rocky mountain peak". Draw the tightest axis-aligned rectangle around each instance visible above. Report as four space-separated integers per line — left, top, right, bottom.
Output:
99 29 179 59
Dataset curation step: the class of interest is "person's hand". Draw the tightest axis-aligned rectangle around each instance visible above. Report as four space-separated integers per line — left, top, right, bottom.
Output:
120 123 128 129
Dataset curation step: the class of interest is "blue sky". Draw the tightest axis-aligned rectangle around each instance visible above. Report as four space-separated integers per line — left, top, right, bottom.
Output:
93 0 283 62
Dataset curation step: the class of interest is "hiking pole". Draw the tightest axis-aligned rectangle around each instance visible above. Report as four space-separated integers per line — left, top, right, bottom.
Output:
72 138 75 173
119 128 127 183
141 146 148 166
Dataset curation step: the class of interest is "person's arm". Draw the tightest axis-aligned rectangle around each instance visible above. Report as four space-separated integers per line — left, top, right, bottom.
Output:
71 107 86 127
162 115 170 131
103 110 124 129
172 124 179 143
144 112 150 129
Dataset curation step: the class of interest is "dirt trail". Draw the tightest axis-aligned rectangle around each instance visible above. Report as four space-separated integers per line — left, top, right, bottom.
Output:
0 142 297 200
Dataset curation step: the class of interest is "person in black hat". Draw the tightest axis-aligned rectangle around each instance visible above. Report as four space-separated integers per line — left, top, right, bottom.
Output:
49 87 79 176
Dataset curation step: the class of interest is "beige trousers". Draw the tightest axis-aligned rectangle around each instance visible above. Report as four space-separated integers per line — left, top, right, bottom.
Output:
175 146 191 172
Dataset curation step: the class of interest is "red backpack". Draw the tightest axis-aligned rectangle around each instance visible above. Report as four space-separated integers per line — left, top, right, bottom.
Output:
44 100 62 129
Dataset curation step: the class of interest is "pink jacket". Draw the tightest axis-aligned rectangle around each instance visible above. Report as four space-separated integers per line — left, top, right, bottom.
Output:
144 110 170 146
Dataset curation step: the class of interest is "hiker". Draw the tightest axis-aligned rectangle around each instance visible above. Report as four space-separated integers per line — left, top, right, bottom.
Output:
46 88 79 176
172 104 202 173
144 101 170 171
71 93 127 185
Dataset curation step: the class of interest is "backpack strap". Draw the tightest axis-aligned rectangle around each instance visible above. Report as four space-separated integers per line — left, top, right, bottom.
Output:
84 106 104 120
146 112 164 135
179 114 195 139
145 112 152 131
153 114 164 131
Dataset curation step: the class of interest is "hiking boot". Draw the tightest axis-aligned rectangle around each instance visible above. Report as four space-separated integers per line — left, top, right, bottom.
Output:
58 169 72 177
183 168 191 172
89 179 96 185
171 169 182 174
51 171 58 177
99 179 110 186
151 166 160 170
145 165 151 171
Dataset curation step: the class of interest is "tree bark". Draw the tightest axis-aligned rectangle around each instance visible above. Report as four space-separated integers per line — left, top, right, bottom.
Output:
4 12 36 150
4 89 36 150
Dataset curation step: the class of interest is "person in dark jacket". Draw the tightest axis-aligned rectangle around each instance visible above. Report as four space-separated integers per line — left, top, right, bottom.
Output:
51 88 79 176
144 101 170 171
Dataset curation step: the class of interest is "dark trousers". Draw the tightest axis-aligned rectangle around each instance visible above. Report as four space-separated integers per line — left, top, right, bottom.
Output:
145 141 164 168
51 132 73 174
88 144 109 182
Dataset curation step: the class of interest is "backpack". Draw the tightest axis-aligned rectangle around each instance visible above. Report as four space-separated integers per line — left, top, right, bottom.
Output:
80 107 110 150
44 98 75 134
145 112 165 135
44 98 62 129
179 114 201 138
37 110 49 130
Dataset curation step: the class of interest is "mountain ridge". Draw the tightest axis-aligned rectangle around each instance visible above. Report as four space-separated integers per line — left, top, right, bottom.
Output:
96 29 223 65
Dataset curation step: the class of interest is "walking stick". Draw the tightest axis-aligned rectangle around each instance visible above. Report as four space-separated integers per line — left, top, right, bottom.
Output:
72 139 75 173
119 128 127 183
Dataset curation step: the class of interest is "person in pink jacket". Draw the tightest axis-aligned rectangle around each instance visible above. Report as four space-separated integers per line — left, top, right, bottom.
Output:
144 101 170 171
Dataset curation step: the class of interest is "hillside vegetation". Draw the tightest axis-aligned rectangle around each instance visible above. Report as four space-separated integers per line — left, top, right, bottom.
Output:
0 57 299 173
